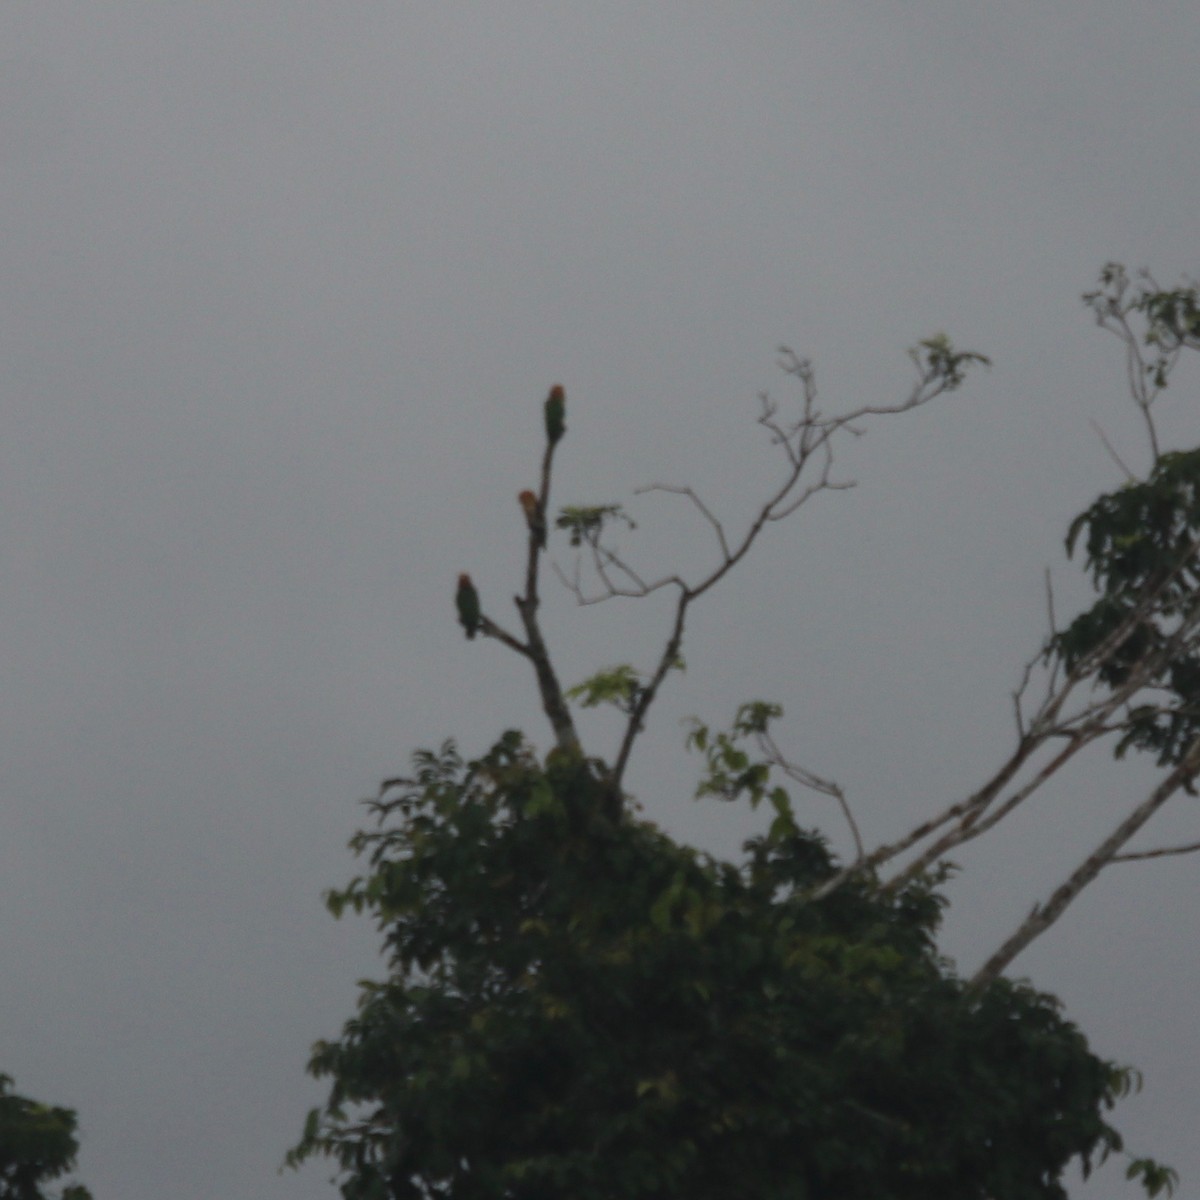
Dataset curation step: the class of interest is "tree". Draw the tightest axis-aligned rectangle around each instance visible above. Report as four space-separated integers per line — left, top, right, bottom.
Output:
0 1074 92 1200
289 267 1198 1199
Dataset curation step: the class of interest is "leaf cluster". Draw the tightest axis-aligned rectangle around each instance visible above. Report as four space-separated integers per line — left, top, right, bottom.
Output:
553 504 635 549
1086 263 1200 391
1051 448 1200 765
292 733 1134 1200
908 334 991 390
565 665 645 715
686 703 796 831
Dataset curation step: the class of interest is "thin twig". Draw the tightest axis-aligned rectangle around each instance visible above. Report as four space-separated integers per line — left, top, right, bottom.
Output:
1111 839 1200 863
756 728 864 862
1088 418 1138 482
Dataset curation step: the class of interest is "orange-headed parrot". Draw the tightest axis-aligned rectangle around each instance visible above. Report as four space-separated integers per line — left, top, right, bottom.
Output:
456 573 481 639
544 384 565 446
518 490 546 548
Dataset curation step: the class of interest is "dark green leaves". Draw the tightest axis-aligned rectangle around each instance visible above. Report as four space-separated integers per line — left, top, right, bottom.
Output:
1063 450 1200 596
0 1074 92 1200
1050 449 1200 765
293 730 1138 1200
1127 1157 1179 1198
566 665 644 714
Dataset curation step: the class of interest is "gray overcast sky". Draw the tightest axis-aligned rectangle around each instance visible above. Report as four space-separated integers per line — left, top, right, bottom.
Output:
1 5 1197 1198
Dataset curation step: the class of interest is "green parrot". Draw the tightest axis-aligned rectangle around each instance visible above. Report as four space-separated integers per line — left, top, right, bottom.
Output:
544 384 565 446
456 573 481 639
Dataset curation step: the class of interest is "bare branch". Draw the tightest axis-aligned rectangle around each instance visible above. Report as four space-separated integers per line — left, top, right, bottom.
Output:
755 727 864 862
551 553 682 605
1084 264 1168 463
634 484 733 562
969 734 1200 991
1011 649 1039 740
477 614 532 659
812 526 1200 907
809 733 1043 901
882 733 1092 892
536 343 987 788
611 580 689 789
1088 418 1138 482
1041 567 1063 699
1111 839 1200 863
468 387 585 759
615 347 982 773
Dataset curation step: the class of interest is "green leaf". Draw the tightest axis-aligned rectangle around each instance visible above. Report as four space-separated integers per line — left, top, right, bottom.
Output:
554 503 636 547
566 664 643 712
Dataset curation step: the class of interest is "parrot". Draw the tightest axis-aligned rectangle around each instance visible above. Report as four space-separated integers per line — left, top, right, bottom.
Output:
456 573 481 639
544 384 566 446
518 489 546 548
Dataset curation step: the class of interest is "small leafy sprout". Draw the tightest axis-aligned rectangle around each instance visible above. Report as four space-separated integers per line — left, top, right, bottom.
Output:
686 703 786 812
567 665 645 714
568 658 683 716
1141 286 1200 347
1125 1157 1179 1198
555 504 636 548
909 333 991 391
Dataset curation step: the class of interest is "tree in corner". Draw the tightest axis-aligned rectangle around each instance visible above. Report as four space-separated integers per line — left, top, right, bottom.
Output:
0 1074 91 1200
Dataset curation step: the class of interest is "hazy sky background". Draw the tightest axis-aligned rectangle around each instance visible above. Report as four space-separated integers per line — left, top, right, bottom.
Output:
2 6 1197 1198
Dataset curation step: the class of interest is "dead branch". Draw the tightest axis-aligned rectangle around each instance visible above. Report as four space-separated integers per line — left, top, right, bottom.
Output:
599 344 982 790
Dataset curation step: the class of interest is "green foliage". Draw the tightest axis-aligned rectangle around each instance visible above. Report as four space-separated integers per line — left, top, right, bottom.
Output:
908 333 991 390
1126 1157 1179 1198
566 664 644 714
553 504 636 549
1141 284 1200 348
1086 264 1200 389
292 731 1139 1200
1049 448 1200 765
686 703 811 845
567 660 683 716
687 705 779 803
0 1075 92 1200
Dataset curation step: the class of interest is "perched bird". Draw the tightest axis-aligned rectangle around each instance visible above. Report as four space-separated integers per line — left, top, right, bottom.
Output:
544 384 566 446
518 489 546 548
456 573 481 639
